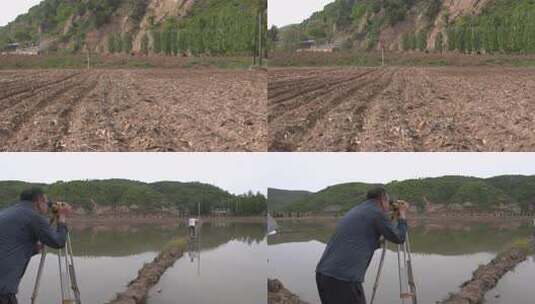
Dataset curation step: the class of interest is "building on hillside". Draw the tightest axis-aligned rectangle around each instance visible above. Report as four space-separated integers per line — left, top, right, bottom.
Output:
211 208 230 217
322 205 343 216
1 43 40 55
297 43 337 53
1 43 20 55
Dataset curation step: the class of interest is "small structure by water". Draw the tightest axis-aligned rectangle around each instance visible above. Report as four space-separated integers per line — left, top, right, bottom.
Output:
267 214 278 236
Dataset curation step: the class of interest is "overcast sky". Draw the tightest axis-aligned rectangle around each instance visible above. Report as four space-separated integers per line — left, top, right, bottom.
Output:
268 0 334 27
264 153 535 192
0 0 40 27
1 153 534 194
0 153 271 195
2 0 333 28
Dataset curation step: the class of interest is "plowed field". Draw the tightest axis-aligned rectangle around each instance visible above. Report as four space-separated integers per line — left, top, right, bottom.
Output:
0 69 266 151
268 67 535 151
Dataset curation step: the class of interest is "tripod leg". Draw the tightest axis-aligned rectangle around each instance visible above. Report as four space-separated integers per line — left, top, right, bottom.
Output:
397 244 404 303
370 242 387 304
58 249 66 303
405 234 418 304
66 234 82 304
31 248 47 304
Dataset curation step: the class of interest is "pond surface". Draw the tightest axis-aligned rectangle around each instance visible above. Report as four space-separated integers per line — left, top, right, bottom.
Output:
18 220 266 304
485 254 535 304
268 219 533 304
148 222 267 304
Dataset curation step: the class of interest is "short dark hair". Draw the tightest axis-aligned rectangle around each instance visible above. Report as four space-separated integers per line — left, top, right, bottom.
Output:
20 188 45 202
367 187 387 200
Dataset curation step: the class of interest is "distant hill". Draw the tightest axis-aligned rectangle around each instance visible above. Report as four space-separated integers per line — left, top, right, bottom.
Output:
267 188 312 211
0 0 266 55
274 0 535 54
0 179 266 216
272 175 535 214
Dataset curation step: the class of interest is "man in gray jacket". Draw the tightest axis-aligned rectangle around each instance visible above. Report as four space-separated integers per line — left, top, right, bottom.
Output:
316 187 409 304
0 188 71 304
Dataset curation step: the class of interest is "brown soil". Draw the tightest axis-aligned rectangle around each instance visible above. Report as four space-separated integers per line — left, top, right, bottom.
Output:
0 69 266 151
441 247 528 304
268 67 535 152
268 279 309 304
108 239 186 304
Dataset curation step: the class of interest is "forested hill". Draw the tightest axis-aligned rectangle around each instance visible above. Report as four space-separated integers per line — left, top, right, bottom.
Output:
270 175 535 214
273 0 535 54
267 188 312 211
0 0 266 56
0 179 266 216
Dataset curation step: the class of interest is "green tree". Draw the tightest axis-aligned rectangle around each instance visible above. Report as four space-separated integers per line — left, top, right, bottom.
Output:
140 33 149 55
401 32 411 51
123 33 133 54
152 30 161 54
115 32 123 53
434 32 444 53
107 33 116 53
416 30 427 51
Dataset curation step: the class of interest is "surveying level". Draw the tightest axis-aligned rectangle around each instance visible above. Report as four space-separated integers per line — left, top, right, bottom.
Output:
370 200 417 304
31 207 81 304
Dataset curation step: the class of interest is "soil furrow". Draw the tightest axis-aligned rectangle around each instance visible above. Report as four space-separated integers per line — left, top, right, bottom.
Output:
268 66 535 152
269 68 388 151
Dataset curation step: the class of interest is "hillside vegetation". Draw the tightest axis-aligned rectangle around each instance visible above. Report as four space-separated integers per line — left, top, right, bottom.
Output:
272 0 535 55
0 179 266 216
267 188 312 211
0 0 266 56
269 175 535 213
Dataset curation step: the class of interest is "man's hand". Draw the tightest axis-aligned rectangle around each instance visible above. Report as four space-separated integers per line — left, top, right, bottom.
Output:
56 202 72 223
397 200 410 219
35 241 44 254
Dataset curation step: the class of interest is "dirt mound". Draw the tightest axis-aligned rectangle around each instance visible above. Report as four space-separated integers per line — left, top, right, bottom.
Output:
268 279 308 304
0 69 266 152
108 239 186 304
268 67 535 152
441 246 527 304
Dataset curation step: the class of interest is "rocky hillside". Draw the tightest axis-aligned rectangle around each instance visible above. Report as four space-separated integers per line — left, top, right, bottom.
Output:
270 175 535 214
276 0 535 54
0 179 267 216
0 0 266 55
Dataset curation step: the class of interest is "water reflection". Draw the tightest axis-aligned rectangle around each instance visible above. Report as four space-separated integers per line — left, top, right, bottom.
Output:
17 220 265 304
269 219 533 304
148 221 267 304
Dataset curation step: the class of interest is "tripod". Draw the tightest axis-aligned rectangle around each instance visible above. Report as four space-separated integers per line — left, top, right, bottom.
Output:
31 218 81 304
370 232 417 304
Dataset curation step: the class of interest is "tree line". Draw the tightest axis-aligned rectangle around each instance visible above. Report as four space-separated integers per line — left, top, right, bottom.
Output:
107 0 266 56
0 180 266 216
277 175 535 213
403 2 535 54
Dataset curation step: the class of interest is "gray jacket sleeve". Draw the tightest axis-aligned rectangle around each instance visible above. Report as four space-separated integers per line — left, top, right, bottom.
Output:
374 212 407 244
31 214 68 249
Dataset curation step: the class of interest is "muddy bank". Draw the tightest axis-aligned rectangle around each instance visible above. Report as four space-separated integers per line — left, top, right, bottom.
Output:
440 246 529 304
268 279 309 304
107 239 186 304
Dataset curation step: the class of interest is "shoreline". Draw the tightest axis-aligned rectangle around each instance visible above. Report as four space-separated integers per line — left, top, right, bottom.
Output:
108 239 187 304
268 279 308 304
67 215 266 226
441 242 531 304
271 215 534 224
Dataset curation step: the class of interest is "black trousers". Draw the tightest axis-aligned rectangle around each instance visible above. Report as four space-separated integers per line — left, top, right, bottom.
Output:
0 294 17 304
316 272 366 304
